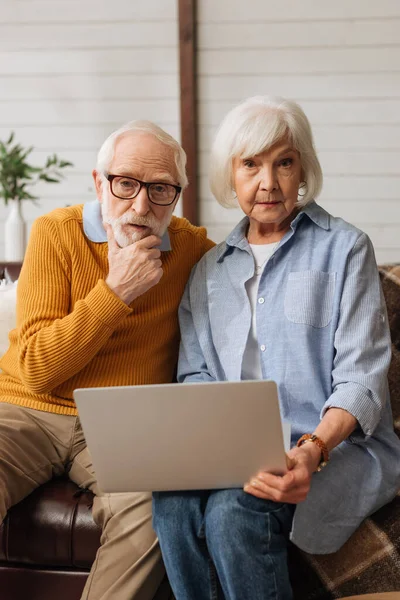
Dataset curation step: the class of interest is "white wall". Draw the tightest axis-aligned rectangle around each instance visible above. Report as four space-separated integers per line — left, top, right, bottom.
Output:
197 0 400 264
0 0 180 259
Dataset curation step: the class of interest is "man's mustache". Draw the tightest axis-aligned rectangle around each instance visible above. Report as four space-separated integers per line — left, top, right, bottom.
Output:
112 214 156 228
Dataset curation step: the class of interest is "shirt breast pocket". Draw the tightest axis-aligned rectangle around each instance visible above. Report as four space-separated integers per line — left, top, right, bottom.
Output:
284 271 336 328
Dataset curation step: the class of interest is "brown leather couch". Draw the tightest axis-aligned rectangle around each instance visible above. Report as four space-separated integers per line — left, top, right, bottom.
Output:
0 477 172 600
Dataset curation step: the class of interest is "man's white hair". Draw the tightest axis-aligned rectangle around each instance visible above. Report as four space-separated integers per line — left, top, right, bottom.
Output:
209 96 323 208
96 120 188 189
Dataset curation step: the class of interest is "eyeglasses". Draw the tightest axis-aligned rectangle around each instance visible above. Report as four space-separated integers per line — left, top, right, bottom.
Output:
105 173 181 206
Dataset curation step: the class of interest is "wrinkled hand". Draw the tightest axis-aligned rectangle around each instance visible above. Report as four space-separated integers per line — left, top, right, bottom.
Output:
104 224 163 305
244 442 321 504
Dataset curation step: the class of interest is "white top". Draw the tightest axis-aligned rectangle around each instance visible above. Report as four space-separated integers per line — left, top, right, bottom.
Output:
241 242 278 380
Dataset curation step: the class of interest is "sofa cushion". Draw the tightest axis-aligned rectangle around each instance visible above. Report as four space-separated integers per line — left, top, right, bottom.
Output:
0 281 17 358
289 494 400 599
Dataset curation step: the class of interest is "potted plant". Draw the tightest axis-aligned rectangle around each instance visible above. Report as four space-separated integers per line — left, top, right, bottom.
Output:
0 132 73 261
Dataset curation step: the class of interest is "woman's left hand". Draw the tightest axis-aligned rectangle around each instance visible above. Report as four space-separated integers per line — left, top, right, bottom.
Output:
244 442 322 504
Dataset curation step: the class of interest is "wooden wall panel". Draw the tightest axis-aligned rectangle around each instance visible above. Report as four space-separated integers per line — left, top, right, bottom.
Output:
179 0 198 224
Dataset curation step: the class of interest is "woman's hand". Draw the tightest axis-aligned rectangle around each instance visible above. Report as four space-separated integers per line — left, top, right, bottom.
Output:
244 442 321 504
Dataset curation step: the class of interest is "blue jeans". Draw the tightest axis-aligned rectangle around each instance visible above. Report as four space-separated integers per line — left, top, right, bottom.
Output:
152 488 294 600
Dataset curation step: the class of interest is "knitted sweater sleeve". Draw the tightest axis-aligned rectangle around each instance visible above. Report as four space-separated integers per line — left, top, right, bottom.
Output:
17 216 132 394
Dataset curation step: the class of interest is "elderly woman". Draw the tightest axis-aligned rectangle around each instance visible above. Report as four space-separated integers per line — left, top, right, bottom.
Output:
152 96 400 600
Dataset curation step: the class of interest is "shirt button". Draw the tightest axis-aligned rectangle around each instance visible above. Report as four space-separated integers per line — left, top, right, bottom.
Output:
260 344 266 352
258 297 265 304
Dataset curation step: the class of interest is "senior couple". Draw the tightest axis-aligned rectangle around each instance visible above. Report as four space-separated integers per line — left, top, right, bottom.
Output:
0 96 399 600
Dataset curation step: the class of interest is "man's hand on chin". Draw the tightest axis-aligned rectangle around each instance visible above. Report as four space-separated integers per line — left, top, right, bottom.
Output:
104 223 163 305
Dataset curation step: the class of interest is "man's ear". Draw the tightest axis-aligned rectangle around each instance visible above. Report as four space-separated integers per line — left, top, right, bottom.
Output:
92 169 103 202
171 197 180 214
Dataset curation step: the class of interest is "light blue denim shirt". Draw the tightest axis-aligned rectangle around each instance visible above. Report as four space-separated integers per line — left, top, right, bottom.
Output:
177 201 400 553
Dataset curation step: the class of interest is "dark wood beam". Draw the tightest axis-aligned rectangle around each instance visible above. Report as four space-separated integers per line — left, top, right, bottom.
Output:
178 0 198 225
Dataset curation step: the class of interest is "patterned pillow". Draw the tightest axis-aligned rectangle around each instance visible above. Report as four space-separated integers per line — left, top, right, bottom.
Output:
288 265 400 599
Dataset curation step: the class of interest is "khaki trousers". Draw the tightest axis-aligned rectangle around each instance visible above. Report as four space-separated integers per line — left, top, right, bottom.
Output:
0 402 164 600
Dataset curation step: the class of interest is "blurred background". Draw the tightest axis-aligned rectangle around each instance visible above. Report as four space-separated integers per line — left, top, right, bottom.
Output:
1 0 399 264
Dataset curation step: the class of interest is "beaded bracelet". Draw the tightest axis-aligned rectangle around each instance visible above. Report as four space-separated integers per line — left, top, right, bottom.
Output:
297 433 330 472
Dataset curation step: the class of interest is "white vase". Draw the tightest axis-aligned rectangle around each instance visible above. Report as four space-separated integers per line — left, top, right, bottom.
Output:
4 200 26 262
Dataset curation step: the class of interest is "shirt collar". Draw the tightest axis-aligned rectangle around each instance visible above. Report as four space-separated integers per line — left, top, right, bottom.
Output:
82 200 172 251
216 200 330 262
293 200 330 231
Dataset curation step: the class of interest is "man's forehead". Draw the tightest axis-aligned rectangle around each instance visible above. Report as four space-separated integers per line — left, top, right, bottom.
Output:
114 131 172 156
111 132 178 179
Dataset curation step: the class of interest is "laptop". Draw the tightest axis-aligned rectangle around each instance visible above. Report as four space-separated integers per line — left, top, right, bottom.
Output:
74 380 288 493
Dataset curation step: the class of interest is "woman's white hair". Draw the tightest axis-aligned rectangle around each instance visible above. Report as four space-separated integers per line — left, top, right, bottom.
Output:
96 120 188 189
209 96 323 208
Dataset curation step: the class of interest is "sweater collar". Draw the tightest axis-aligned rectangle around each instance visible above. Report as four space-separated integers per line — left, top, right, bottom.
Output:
82 200 172 251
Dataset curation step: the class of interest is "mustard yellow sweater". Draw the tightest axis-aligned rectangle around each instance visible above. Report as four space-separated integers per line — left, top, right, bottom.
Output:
0 205 214 415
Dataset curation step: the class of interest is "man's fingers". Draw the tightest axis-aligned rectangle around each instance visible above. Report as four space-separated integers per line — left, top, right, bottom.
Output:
103 223 119 251
145 248 162 260
134 235 163 249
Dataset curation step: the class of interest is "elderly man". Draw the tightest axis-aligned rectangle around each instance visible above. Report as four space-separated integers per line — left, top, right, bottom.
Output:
0 121 214 599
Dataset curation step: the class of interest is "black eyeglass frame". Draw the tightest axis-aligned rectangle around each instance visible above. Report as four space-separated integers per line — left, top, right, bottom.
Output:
105 173 181 206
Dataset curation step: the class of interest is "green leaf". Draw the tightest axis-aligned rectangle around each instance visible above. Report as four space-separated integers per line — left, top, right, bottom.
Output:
39 174 60 183
20 146 34 160
0 132 74 206
22 191 38 200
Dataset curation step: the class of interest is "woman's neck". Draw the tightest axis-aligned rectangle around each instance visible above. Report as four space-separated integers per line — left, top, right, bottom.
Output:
247 210 299 245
